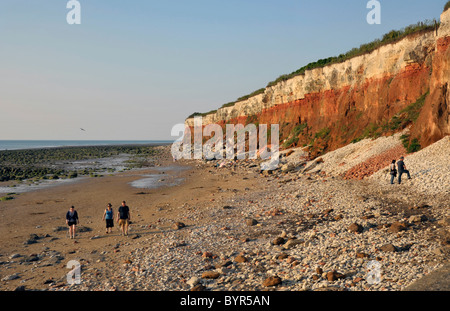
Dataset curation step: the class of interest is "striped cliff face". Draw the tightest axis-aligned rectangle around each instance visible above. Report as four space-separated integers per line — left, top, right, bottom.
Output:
186 10 450 157
411 10 450 147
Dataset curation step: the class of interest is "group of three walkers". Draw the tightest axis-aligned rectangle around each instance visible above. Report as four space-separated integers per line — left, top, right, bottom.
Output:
65 201 131 239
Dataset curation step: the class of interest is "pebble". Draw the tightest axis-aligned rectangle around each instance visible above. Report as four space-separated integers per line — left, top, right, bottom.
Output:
35 140 448 292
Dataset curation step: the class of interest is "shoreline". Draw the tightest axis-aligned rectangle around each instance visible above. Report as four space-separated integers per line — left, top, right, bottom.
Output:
0 143 449 291
0 143 171 195
0 141 173 152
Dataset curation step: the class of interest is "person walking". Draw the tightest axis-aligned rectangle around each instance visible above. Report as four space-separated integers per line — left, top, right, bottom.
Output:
66 206 79 239
102 203 114 234
397 156 411 184
389 159 397 184
116 201 131 236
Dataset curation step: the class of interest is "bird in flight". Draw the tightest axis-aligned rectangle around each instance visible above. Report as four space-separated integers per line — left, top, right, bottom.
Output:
80 128 86 131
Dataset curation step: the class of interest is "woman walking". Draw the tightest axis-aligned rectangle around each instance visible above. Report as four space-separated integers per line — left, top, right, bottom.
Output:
102 203 114 234
389 160 397 184
66 206 79 239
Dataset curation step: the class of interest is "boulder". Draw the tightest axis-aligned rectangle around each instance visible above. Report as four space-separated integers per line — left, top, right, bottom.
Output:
380 244 397 252
201 271 220 279
245 218 258 226
172 222 186 230
263 276 282 287
389 222 408 233
234 255 248 263
348 223 363 233
283 239 303 249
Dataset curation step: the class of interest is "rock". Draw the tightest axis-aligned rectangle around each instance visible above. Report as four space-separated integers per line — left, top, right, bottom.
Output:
356 252 369 258
283 239 303 249
348 223 363 233
361 214 375 220
408 215 427 223
172 222 186 230
271 237 286 245
410 204 431 210
1 274 20 281
281 163 295 172
215 260 232 268
334 214 343 221
380 244 397 252
234 255 248 263
326 270 346 282
24 233 41 245
77 226 92 233
245 218 258 226
186 276 200 287
24 239 38 245
389 221 408 233
190 284 205 291
201 271 220 279
262 170 273 176
263 276 282 287
276 253 289 260
53 226 68 232
9 254 21 259
202 251 213 258
26 255 40 262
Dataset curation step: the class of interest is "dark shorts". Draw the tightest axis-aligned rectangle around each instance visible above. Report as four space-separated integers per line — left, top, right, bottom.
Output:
68 221 77 227
106 219 114 228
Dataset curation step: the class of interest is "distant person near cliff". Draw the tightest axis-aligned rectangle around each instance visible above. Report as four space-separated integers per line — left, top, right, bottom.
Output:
397 156 412 184
389 160 397 184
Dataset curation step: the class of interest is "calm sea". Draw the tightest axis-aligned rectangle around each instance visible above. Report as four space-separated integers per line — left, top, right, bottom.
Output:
0 140 173 151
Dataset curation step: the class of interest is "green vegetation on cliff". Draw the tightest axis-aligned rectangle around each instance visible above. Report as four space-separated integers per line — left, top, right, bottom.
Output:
189 19 439 119
351 91 428 150
445 1 450 12
266 20 438 88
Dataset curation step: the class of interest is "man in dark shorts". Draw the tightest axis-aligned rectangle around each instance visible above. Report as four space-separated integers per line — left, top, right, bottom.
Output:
116 201 131 236
397 156 412 184
66 206 79 239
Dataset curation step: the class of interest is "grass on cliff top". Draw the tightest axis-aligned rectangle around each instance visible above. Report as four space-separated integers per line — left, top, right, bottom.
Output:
189 19 439 119
266 20 438 88
445 1 450 12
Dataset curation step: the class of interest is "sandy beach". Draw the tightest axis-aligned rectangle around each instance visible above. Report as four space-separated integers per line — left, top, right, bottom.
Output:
0 138 449 291
0 146 264 290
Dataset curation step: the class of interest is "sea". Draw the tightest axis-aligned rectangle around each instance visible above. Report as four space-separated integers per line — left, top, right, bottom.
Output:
0 140 186 194
0 140 173 151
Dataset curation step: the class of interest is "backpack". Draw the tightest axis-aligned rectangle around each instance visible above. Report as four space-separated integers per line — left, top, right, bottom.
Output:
389 163 397 176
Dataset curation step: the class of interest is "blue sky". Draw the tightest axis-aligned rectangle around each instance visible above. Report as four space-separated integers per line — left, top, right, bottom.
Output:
0 0 446 140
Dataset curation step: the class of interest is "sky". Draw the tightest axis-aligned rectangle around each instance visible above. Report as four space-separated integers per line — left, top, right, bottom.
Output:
0 0 447 140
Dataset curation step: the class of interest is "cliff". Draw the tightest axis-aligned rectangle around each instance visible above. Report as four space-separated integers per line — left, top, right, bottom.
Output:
186 9 450 158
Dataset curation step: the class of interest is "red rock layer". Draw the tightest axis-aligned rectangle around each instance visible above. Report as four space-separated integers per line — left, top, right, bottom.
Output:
208 63 432 156
410 36 450 147
342 145 407 180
